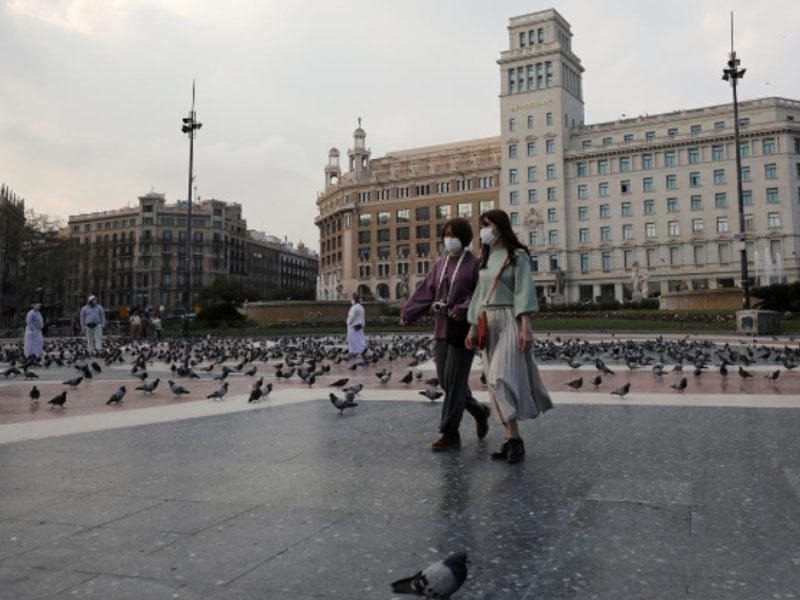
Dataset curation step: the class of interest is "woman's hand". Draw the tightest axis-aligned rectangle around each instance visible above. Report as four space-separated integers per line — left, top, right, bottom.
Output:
519 329 533 353
465 334 476 350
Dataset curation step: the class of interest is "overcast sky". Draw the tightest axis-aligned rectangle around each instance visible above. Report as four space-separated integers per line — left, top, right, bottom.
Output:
2 0 798 251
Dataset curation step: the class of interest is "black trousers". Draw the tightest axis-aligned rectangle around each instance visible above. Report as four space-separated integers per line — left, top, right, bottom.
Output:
435 338 484 437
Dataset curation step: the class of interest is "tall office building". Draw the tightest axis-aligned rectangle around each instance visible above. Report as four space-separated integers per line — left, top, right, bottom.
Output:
499 9 800 302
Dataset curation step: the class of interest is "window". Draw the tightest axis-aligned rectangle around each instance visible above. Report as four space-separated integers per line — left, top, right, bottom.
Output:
664 151 676 166
580 253 590 273
598 182 609 196
377 211 391 225
643 199 654 214
600 226 611 241
741 166 751 182
479 200 494 213
691 195 702 210
744 213 754 231
667 197 678 212
527 141 537 156
716 216 729 233
547 187 557 201
619 157 631 172
509 169 518 184
599 204 610 218
602 137 612 146
598 159 609 174
712 145 724 161
715 192 727 208
548 229 558 244
396 208 410 222
436 205 451 219
713 169 725 184
602 251 612 272
643 177 654 192
528 189 538 203
359 213 372 227
576 162 587 176
621 201 632 217
689 172 701 187
415 206 430 221
624 249 634 270
546 112 553 126
642 154 653 169
622 224 633 239
416 225 430 238
692 218 704 234
693 245 705 266
582 139 592 148
739 141 750 158
646 130 655 141
546 139 556 154
667 127 678 138
457 203 472 217
508 144 517 159
358 231 371 244
578 206 589 221
690 124 701 135
742 190 752 205
377 229 390 242
508 118 516 132
579 228 589 243
577 184 588 199
546 164 556 179
620 180 631 194
668 221 679 236
670 246 680 267
688 148 700 164
766 188 779 203
624 134 634 144
511 212 520 226
714 121 725 131
763 138 776 155
666 174 678 189
527 115 534 129
765 163 777 179
547 208 557 222
718 242 731 265
645 222 656 238
529 231 540 246
509 191 519 205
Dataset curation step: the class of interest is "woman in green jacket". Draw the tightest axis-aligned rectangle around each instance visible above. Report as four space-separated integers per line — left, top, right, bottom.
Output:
465 209 553 464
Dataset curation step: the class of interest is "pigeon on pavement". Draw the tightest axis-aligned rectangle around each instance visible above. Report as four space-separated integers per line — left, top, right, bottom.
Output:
207 381 229 400
329 392 357 414
390 552 469 599
107 385 126 405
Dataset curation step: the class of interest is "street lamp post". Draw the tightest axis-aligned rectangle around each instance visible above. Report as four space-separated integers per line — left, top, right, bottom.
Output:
180 81 202 337
722 13 749 309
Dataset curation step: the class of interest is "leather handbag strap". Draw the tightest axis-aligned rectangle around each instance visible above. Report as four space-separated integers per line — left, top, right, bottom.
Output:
485 257 510 304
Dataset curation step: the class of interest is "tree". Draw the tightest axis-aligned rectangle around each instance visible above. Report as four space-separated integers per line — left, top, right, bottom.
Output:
197 276 260 322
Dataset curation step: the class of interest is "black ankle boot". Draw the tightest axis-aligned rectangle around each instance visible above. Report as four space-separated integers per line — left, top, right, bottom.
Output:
506 438 525 464
490 440 509 460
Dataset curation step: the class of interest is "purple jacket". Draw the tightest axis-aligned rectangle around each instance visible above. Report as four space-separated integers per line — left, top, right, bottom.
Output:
401 251 481 339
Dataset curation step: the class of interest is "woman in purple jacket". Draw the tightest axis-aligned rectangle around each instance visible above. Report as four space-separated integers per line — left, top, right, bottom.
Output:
400 217 490 451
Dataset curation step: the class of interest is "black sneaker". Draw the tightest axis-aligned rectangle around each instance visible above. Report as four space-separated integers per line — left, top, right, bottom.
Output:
490 440 509 460
475 405 491 440
506 438 525 464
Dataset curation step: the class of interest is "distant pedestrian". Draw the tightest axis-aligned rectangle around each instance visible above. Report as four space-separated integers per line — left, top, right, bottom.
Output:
346 293 366 357
129 310 141 338
24 303 44 360
80 294 106 355
151 311 162 339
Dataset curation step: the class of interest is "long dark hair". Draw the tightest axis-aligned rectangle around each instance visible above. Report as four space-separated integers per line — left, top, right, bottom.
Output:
478 209 531 268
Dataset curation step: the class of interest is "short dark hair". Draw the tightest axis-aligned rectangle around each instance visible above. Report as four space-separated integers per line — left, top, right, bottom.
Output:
442 217 473 248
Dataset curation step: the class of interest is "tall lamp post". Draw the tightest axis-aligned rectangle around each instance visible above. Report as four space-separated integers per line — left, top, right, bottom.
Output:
180 81 202 337
722 13 749 309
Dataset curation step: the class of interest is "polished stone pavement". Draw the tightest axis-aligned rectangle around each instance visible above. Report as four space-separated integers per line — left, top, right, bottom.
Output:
2 351 800 597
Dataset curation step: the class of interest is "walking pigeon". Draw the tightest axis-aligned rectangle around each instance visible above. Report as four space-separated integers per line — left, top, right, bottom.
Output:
329 392 357 414
107 385 126 405
390 552 468 599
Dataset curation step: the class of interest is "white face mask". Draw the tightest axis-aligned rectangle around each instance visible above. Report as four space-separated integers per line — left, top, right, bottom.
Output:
443 236 462 253
479 226 498 246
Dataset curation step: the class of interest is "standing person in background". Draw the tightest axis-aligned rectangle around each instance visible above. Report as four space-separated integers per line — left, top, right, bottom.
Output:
466 209 553 464
80 294 106 356
400 217 489 451
24 303 44 361
346 293 366 357
129 310 141 338
151 310 162 339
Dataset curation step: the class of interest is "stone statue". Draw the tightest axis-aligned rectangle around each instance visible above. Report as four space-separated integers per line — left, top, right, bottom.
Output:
554 268 565 296
631 262 648 300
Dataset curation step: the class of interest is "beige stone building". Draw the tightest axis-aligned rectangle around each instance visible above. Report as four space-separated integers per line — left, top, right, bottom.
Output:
315 125 500 301
498 9 800 303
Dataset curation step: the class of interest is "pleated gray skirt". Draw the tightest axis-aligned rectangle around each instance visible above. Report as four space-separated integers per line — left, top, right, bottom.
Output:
483 307 553 422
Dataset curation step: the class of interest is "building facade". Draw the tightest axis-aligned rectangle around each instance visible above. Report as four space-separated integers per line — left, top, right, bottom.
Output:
0 184 25 327
315 124 501 301
247 231 319 300
317 8 800 305
68 193 317 316
498 9 800 302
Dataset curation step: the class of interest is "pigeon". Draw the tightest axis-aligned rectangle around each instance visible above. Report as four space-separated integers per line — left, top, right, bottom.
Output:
48 391 67 408
595 358 615 375
248 382 272 403
330 392 358 414
135 378 160 394
390 552 468 599
590 375 602 387
565 377 583 390
766 369 781 381
424 377 440 388
378 372 392 385
29 385 41 401
23 369 38 379
610 382 631 398
207 381 229 400
400 371 414 385
738 366 753 379
63 376 84 388
419 389 444 402
107 385 126 405
670 377 687 392
91 361 102 373
244 366 257 376
330 377 349 388
168 380 190 397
